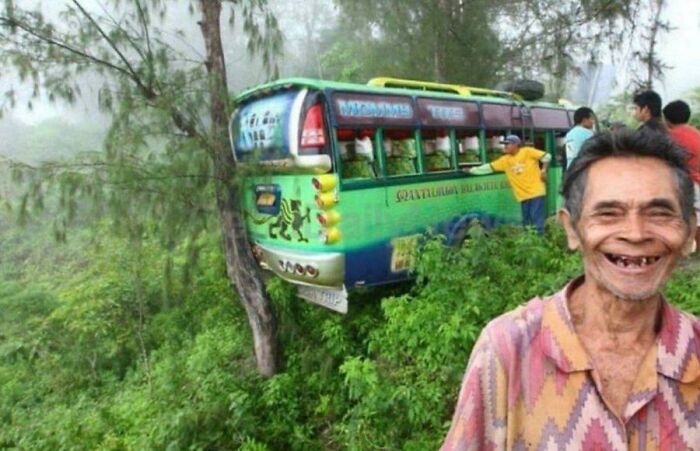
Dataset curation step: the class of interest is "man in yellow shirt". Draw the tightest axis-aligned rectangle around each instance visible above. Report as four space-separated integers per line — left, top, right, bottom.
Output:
466 135 551 233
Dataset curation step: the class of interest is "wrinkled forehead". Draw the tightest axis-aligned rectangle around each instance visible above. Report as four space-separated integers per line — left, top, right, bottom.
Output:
581 156 681 210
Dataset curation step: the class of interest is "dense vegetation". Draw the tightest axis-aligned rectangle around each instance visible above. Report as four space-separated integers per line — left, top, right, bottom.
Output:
1 1 699 448
2 208 699 449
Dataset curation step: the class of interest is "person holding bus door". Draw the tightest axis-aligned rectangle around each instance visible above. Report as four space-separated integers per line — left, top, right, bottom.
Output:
465 135 550 234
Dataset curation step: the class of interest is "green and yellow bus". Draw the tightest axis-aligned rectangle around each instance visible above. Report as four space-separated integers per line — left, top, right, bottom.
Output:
229 77 575 312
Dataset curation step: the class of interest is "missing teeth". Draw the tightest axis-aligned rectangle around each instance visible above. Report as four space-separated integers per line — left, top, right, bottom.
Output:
605 254 660 268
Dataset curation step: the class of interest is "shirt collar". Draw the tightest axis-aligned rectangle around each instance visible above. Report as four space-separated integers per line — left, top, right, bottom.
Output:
541 277 700 383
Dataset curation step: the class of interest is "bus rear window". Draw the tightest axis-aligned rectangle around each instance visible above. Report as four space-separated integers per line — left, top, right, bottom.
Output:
231 90 298 162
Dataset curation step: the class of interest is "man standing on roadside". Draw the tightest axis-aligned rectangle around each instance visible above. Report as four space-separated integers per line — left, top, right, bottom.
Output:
664 99 700 246
443 130 699 450
564 106 595 168
465 135 550 234
632 89 666 132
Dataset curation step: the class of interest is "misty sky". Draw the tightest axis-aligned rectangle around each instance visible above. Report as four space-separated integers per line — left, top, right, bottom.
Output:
649 0 700 101
2 0 699 125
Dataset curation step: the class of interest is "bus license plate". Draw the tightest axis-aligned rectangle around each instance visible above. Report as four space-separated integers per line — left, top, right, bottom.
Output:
297 285 348 314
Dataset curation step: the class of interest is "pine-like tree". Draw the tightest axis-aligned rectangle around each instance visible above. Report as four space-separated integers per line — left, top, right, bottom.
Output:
0 0 283 376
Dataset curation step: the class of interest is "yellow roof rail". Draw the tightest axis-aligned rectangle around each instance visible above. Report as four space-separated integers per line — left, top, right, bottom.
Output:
367 77 522 101
558 98 574 107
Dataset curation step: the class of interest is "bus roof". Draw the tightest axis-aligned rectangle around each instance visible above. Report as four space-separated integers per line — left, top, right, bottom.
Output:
233 77 571 111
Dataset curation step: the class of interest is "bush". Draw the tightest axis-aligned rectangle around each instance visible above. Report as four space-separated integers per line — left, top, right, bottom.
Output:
2 221 699 449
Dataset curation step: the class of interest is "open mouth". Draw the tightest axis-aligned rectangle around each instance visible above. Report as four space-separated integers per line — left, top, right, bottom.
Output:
604 253 661 269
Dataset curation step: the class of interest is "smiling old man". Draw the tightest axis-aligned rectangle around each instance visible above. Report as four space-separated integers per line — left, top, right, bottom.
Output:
442 130 699 450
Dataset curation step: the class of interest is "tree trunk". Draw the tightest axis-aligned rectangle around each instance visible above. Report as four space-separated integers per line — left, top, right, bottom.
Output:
198 0 281 377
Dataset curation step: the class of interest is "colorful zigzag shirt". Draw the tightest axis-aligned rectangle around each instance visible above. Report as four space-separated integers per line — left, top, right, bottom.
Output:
441 278 700 450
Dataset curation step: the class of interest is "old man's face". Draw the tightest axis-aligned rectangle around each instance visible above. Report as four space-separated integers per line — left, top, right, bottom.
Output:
561 156 694 301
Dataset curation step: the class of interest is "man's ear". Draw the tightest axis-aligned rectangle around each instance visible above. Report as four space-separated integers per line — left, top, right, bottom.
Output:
558 208 581 251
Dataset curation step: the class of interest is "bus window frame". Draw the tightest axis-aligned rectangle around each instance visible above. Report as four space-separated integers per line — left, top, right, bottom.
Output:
481 102 533 131
324 89 568 191
530 106 572 131
529 106 573 168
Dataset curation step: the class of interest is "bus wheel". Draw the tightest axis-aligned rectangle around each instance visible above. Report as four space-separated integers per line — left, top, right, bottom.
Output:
452 218 487 247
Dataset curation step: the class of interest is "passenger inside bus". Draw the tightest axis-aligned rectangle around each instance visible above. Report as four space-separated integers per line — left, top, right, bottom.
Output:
485 132 505 162
384 129 417 176
421 130 452 172
457 131 481 164
337 129 376 179
555 133 566 167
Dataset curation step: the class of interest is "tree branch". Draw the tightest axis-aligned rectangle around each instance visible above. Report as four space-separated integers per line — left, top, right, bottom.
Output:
0 16 134 80
72 0 152 98
134 0 155 76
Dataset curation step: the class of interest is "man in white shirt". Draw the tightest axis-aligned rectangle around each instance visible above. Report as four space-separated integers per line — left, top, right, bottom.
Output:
564 107 595 169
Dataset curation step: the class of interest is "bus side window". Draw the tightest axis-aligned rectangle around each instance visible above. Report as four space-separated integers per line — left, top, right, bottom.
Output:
485 131 505 162
337 128 376 180
422 129 452 172
456 131 480 165
384 129 417 176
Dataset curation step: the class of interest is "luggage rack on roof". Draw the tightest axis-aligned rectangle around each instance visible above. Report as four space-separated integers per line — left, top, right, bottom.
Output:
367 77 522 101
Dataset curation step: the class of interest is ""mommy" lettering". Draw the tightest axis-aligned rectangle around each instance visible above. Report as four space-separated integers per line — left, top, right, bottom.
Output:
338 100 413 119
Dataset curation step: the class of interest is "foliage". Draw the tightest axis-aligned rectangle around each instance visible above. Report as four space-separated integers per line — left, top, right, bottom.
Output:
320 0 501 86
1 1 698 447
322 0 648 98
628 0 670 90
595 91 638 129
2 213 700 448
596 86 700 131
0 0 285 376
686 86 700 129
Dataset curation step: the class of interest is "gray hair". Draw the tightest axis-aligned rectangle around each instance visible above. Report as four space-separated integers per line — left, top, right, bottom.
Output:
562 130 695 225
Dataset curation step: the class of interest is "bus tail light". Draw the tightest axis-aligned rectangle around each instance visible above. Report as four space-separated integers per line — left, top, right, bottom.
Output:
315 192 338 209
320 227 342 244
301 104 326 148
317 210 341 227
311 174 337 192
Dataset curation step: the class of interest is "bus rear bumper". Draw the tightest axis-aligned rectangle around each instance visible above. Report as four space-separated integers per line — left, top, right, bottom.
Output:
257 244 345 288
